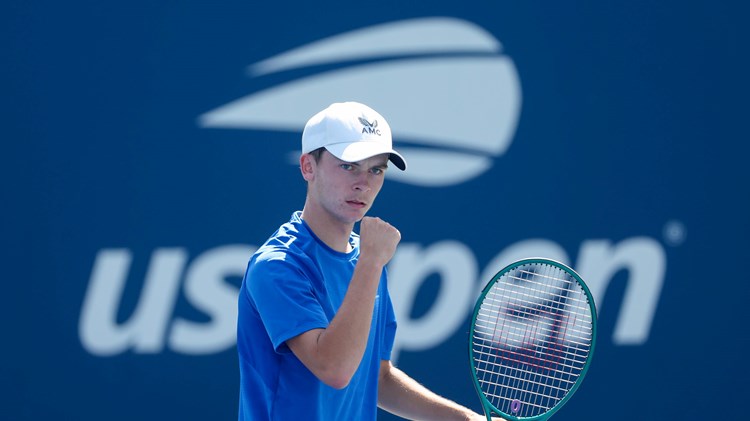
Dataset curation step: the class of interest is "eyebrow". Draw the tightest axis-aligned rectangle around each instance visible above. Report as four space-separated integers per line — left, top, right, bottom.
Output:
365 162 389 171
341 158 389 169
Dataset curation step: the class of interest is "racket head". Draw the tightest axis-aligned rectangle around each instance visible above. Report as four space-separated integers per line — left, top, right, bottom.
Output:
468 258 597 421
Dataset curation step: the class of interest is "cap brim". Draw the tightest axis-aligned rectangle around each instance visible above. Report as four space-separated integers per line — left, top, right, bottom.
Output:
325 141 407 171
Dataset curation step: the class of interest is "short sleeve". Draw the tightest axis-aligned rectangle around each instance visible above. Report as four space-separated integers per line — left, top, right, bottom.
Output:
245 253 329 353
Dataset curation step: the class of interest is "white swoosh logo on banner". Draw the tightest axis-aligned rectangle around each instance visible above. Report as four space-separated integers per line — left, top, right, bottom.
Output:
199 17 522 187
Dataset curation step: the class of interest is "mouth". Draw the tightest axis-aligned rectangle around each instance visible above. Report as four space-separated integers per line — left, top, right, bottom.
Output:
346 199 367 209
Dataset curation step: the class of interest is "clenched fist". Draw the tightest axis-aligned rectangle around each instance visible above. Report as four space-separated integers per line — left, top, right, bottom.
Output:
358 216 400 268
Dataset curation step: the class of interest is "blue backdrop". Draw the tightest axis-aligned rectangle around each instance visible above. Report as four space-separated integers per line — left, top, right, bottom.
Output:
3 1 749 420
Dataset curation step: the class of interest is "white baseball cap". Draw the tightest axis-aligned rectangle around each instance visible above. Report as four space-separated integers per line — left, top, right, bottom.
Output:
301 102 407 171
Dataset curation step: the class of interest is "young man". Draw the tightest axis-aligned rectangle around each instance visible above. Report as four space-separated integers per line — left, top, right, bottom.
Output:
237 102 502 420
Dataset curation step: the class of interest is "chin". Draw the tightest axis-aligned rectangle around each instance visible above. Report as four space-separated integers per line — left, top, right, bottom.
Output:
346 211 369 224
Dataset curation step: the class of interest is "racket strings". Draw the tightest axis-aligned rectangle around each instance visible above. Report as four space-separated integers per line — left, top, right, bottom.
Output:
475 295 593 350
472 336 588 372
473 360 577 391
475 283 593 353
472 263 594 418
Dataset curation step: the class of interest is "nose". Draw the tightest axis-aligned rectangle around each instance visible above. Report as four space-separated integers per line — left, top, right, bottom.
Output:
353 173 371 192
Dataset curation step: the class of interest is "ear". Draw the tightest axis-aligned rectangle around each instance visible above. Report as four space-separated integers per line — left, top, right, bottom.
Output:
300 153 316 181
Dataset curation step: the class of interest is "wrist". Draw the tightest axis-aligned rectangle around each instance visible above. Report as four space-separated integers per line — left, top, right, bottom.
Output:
355 255 384 274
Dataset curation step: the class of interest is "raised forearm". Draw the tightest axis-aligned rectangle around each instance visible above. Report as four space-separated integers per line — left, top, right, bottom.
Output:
287 217 400 388
308 259 383 387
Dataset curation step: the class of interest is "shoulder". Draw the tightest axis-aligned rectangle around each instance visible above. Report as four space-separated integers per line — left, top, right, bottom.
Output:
248 218 318 281
256 219 314 262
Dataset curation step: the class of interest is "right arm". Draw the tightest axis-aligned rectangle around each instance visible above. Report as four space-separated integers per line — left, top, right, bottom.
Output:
286 216 400 389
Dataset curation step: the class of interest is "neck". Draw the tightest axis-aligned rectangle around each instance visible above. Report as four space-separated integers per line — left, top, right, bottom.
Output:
300 203 354 253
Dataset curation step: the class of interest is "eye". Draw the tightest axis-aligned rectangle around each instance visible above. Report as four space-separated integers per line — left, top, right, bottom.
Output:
371 167 385 175
340 163 354 171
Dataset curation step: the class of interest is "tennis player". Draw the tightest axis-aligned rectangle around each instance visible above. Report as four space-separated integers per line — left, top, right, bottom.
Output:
237 102 503 420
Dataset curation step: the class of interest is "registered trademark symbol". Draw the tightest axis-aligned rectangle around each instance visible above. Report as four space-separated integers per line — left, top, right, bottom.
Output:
663 220 687 246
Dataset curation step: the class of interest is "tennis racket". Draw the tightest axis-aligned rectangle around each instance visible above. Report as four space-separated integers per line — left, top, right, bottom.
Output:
469 258 597 421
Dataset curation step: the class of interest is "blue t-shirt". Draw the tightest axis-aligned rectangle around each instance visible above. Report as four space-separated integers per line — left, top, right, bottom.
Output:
237 212 397 420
